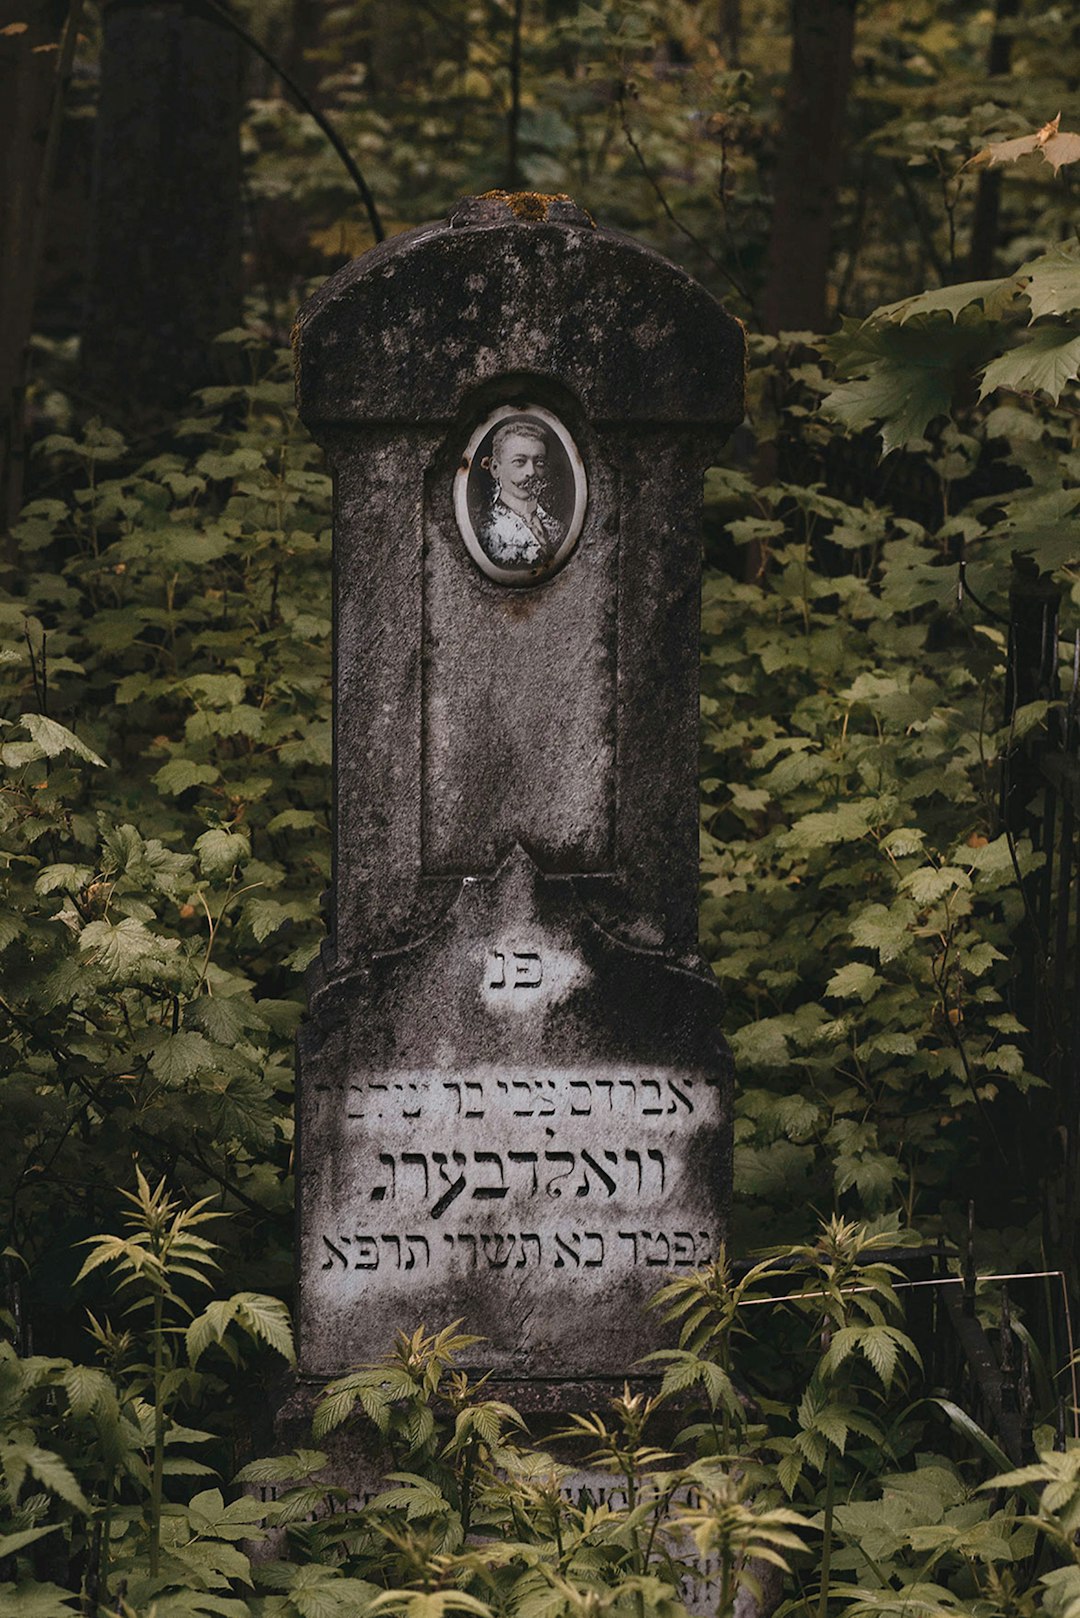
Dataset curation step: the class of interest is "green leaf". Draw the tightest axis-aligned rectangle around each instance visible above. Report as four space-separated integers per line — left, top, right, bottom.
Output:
849 902 916 964
243 898 296 942
151 1030 218 1084
0 1525 60 1559
900 866 971 905
21 1445 89 1510
1022 241 1080 320
34 865 94 896
62 1364 117 1419
821 317 1000 453
186 1486 272 1537
79 916 175 978
782 800 882 851
0 1584 81 1617
183 673 248 709
929 1399 1026 1488
729 1017 792 1070
826 963 882 1002
230 1293 296 1363
255 1563 382 1618
185 993 261 1044
195 828 250 877
186 1298 240 1368
979 323 1080 403
155 759 222 796
234 1449 327 1484
266 809 322 834
19 713 105 767
187 1293 295 1367
875 277 1021 326
777 1451 803 1497
195 447 265 479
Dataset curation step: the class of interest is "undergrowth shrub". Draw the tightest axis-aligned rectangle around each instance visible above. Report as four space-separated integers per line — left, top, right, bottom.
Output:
0 1204 1074 1618
1 318 1077 1615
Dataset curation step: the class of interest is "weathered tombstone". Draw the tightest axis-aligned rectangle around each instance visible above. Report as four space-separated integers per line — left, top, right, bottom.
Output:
292 190 745 1397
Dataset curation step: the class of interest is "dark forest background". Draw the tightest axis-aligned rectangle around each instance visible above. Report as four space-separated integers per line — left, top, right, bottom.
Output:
3 6 1080 1616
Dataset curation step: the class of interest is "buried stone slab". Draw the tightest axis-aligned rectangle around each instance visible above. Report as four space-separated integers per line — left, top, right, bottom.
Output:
292 191 746 1383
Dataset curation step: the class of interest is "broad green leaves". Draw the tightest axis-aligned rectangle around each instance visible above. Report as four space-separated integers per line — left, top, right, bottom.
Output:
79 915 180 979
16 714 105 766
701 408 1041 1240
194 827 251 877
0 352 329 1334
979 326 1080 403
822 237 1080 446
822 314 1001 454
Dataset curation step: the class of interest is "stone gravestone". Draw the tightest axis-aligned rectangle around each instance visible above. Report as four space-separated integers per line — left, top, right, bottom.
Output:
292 191 745 1397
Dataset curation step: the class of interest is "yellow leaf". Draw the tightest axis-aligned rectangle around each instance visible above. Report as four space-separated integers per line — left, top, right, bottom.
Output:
968 113 1080 175
0 22 29 35
968 132 1040 169
1042 130 1080 174
1034 112 1063 147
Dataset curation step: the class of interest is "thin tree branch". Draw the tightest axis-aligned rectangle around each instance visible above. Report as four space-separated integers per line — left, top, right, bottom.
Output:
617 85 754 307
192 0 385 244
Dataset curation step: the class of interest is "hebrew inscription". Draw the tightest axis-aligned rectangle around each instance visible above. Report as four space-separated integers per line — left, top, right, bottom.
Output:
329 1067 698 1122
297 848 730 1373
305 1063 717 1316
319 1228 713 1272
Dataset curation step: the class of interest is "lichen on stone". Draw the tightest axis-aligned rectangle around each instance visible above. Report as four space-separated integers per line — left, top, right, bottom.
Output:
478 189 595 225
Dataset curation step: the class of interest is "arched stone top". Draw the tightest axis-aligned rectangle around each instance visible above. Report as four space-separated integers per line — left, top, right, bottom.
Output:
294 194 746 431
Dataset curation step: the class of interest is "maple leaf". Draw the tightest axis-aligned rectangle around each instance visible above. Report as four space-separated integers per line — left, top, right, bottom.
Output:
1043 129 1080 174
968 113 1080 175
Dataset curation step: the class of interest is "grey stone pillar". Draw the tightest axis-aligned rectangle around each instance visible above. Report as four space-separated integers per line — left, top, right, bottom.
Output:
292 191 745 1387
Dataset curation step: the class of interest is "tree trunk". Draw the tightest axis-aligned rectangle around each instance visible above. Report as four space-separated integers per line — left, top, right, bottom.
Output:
720 0 740 64
284 0 324 101
366 0 421 94
760 0 857 334
966 0 1019 280
81 0 243 416
0 1 68 537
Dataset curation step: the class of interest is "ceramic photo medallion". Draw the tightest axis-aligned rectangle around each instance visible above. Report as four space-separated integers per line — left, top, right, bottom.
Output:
454 404 587 585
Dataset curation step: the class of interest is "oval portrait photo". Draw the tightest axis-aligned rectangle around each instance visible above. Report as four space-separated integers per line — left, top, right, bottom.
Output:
454 404 588 586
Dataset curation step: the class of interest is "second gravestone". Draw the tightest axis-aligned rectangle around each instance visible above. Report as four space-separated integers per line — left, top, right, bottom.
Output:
293 191 745 1390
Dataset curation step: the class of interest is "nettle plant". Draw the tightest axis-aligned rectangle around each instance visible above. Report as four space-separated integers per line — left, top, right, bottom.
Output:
205 1222 1078 1618
0 1166 295 1618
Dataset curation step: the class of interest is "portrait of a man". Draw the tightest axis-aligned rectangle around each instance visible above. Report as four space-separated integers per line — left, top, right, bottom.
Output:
455 404 587 585
480 418 564 567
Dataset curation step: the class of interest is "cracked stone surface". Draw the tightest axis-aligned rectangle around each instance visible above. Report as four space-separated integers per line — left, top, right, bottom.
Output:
292 192 746 1380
